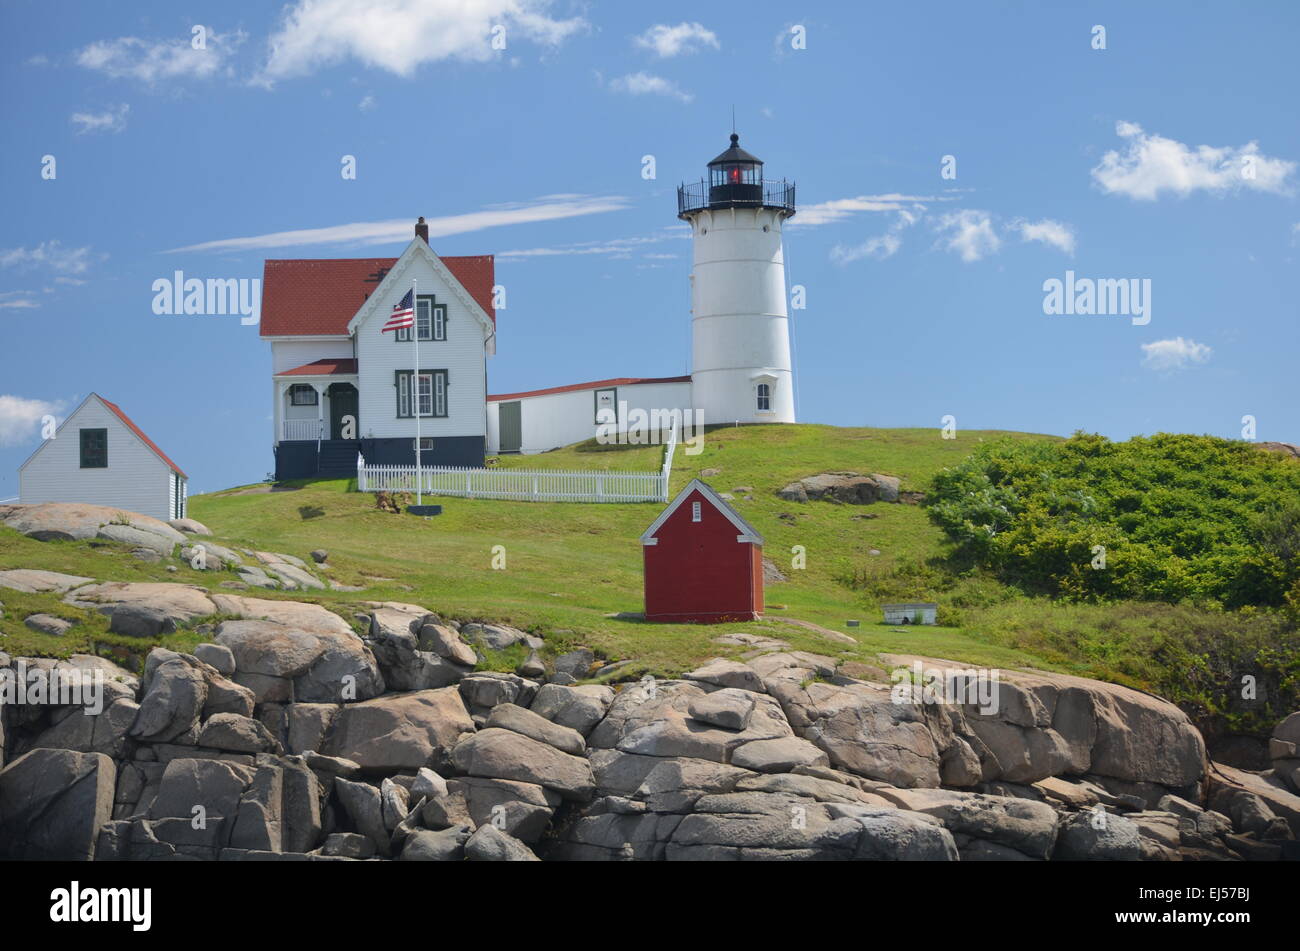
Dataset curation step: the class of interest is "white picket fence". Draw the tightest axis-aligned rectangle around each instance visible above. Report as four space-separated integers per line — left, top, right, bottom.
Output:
357 419 679 504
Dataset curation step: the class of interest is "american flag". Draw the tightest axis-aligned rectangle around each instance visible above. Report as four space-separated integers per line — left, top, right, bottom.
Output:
381 289 415 333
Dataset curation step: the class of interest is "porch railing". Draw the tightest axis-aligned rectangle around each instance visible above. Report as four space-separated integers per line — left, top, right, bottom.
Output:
282 419 322 441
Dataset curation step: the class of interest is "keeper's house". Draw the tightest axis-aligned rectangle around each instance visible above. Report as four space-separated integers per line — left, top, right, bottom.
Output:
18 393 189 521
641 479 764 623
260 218 496 481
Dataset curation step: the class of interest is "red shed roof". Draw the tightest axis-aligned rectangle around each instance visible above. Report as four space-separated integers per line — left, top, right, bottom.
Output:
488 375 691 402
641 478 763 546
260 254 495 337
276 358 359 377
98 395 187 478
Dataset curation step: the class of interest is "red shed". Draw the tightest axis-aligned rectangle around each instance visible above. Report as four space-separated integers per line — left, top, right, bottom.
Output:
641 478 764 623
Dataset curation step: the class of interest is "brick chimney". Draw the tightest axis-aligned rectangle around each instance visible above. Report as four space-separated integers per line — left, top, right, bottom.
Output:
415 216 429 243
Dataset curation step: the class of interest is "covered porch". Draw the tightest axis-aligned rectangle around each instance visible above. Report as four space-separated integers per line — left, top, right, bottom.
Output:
272 359 361 480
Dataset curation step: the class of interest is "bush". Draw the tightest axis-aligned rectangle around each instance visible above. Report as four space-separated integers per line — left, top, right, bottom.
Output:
924 432 1300 607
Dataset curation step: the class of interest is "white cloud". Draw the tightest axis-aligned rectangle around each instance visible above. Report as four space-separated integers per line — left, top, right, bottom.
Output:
1015 218 1076 255
934 209 1001 262
261 0 585 81
77 31 245 83
793 194 947 228
608 71 692 103
497 234 675 260
0 241 97 275
358 94 376 111
1092 120 1296 200
1141 337 1212 371
0 291 39 310
830 209 919 263
634 22 719 58
70 104 129 135
167 194 630 253
0 395 64 447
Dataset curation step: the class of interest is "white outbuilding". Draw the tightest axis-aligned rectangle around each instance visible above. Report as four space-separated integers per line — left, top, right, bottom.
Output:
18 393 189 521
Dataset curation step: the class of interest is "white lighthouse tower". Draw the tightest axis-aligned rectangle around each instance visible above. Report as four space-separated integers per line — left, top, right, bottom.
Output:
679 133 797 425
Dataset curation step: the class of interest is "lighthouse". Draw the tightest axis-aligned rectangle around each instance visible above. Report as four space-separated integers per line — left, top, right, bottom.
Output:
678 133 797 425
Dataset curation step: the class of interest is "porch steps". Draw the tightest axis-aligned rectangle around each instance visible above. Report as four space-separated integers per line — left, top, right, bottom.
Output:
317 439 359 477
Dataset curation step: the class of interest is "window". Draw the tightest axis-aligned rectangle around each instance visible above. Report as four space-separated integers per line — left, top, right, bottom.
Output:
80 428 107 468
395 370 448 418
756 383 771 412
396 296 446 342
691 501 702 522
289 384 318 406
413 437 435 451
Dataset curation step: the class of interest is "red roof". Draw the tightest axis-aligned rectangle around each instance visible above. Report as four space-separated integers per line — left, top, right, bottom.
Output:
488 375 692 402
260 254 495 337
277 358 359 376
98 395 187 478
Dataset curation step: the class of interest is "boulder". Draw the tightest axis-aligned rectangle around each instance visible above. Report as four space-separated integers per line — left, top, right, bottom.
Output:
731 736 829 773
321 832 374 858
168 518 212 536
401 825 472 861
688 691 754 731
0 749 116 860
875 787 1060 859
198 713 282 754
68 582 217 629
321 688 474 773
485 703 585 756
194 643 236 676
418 623 478 668
553 648 595 680
683 658 765 693
215 617 384 704
334 779 390 855
31 698 139 758
130 653 208 743
23 613 73 636
465 824 540 861
1054 810 1142 860
96 523 175 556
0 502 184 544
461 622 530 651
422 776 561 843
529 683 614 736
450 728 595 801
0 569 94 594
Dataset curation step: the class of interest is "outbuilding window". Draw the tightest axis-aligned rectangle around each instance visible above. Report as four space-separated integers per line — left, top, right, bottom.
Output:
79 428 107 468
692 501 702 522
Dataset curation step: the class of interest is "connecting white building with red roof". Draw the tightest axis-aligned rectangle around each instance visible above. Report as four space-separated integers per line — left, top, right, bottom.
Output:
260 132 797 479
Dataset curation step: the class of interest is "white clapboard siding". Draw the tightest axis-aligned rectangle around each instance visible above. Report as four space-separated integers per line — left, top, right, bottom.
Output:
355 252 487 441
270 338 353 374
486 380 693 455
18 395 180 521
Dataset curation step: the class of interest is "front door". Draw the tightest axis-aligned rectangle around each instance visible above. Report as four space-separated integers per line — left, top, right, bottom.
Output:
329 383 359 440
498 401 522 453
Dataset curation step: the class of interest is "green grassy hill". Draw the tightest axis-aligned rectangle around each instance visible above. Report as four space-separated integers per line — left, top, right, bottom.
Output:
3 422 1293 747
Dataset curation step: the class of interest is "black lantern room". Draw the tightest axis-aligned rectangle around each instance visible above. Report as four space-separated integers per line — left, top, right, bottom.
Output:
678 132 795 219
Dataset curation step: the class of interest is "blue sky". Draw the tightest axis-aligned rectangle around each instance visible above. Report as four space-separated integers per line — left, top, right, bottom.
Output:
2 0 1297 495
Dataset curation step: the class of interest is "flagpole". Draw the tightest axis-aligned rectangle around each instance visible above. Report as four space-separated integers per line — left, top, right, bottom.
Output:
413 277 422 506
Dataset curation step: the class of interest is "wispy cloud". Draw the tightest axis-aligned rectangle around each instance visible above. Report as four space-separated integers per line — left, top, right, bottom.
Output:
0 395 65 447
358 94 377 112
0 291 40 310
793 194 949 228
260 0 585 81
77 30 246 83
70 104 130 135
608 71 692 103
167 194 631 253
830 209 919 263
496 233 682 260
0 240 98 275
1092 120 1296 200
634 22 719 58
1141 337 1212 371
